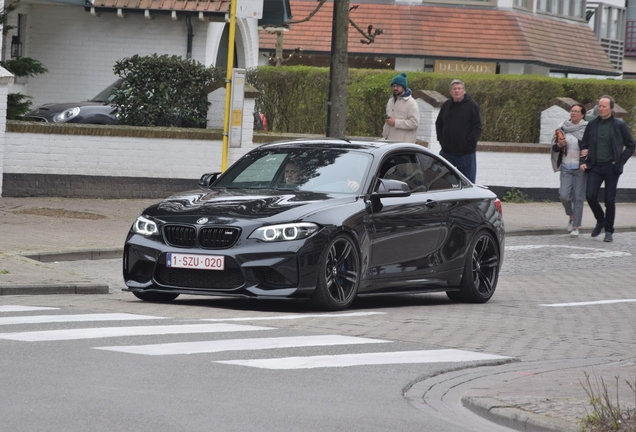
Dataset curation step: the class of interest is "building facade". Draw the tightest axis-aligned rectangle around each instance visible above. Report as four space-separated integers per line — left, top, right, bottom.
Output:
259 0 623 78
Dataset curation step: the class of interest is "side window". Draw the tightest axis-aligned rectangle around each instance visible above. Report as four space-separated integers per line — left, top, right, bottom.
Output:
378 153 427 192
417 153 461 191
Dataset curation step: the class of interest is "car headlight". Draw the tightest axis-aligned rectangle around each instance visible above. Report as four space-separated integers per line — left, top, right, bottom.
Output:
249 222 320 242
53 107 80 122
133 215 159 236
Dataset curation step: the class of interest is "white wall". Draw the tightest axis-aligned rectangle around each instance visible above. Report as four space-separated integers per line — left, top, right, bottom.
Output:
3 125 260 181
540 105 569 144
0 73 11 195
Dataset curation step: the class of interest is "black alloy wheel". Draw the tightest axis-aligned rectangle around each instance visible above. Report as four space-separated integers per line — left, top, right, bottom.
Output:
311 234 361 311
132 290 180 302
446 230 499 303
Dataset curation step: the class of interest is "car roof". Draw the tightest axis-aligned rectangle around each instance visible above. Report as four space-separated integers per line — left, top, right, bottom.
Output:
257 138 431 155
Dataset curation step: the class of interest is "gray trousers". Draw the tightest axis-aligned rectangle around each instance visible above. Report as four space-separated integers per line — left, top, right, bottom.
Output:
559 167 587 227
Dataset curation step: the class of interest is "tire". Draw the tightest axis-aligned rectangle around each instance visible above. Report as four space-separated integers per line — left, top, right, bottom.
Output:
132 290 180 302
311 234 361 311
446 230 499 303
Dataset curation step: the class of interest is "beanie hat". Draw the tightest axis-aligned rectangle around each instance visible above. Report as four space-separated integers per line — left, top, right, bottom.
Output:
390 72 408 89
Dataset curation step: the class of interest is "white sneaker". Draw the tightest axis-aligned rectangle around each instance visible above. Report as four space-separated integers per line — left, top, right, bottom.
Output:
570 228 579 237
567 220 574 233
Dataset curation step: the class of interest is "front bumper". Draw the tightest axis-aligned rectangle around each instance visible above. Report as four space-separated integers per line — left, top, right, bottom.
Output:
123 232 327 299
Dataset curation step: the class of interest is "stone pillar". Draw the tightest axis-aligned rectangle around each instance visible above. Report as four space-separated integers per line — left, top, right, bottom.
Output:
0 66 15 197
540 97 580 144
413 90 446 153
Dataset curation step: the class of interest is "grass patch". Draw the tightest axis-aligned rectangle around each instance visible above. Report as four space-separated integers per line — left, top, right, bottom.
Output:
580 372 636 431
502 187 532 203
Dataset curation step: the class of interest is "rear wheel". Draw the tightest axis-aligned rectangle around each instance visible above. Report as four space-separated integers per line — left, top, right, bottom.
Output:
446 230 499 303
132 291 180 302
311 234 361 311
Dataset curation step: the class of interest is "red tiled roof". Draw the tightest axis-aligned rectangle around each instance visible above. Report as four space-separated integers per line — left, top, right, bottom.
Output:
90 0 229 13
259 1 617 75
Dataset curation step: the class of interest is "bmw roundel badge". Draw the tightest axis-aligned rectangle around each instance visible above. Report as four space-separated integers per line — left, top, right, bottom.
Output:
196 217 209 224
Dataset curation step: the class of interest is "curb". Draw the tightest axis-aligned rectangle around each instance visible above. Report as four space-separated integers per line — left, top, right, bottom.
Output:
24 247 122 263
0 283 109 295
461 392 580 432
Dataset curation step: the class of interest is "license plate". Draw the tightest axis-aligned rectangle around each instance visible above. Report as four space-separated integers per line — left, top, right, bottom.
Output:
166 253 225 270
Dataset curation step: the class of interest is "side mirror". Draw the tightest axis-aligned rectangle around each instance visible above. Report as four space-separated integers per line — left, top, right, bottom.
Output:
371 179 411 198
198 172 221 189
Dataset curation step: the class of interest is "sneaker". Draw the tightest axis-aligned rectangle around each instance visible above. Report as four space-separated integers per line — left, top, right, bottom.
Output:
570 228 579 238
591 224 603 237
567 220 574 233
604 232 613 242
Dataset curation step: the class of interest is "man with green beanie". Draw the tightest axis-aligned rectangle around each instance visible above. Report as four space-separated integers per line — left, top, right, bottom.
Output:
382 72 419 143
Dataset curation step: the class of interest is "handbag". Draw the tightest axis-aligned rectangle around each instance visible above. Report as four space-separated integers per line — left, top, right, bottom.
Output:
551 129 566 172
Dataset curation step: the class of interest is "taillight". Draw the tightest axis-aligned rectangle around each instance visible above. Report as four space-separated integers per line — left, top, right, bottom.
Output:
494 198 503 215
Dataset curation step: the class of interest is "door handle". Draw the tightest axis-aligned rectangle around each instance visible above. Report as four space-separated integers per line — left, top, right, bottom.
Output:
425 200 438 208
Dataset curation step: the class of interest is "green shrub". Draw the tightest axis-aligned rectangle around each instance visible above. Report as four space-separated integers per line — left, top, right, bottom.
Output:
246 68 636 142
502 187 532 203
1 57 48 119
112 54 223 128
6 93 32 120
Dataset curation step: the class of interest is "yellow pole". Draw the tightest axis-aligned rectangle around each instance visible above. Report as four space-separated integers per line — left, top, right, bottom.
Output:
221 0 238 171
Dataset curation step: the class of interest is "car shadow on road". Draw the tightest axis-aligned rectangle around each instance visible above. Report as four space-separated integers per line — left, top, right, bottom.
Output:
140 292 454 313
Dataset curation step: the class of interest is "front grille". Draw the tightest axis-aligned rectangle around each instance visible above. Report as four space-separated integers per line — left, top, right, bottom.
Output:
200 227 240 249
164 225 196 247
157 266 244 290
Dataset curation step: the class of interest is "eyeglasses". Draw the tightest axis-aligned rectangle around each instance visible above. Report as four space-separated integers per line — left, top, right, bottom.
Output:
570 109 582 113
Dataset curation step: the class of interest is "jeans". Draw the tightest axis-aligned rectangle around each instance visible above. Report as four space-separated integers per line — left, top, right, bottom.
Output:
586 163 620 233
439 151 476 183
559 168 587 227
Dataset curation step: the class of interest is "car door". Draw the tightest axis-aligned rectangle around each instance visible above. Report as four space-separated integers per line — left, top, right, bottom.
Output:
417 152 475 274
365 152 442 286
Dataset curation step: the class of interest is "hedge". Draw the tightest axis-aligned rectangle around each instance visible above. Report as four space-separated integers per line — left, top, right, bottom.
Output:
246 67 636 143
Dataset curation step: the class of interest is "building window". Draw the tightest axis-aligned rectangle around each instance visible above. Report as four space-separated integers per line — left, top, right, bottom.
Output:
513 0 532 10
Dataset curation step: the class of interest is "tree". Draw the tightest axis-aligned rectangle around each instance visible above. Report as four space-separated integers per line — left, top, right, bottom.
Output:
1 58 48 119
262 0 383 137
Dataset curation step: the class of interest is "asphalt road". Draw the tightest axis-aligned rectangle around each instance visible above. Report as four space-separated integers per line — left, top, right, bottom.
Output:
1 232 635 431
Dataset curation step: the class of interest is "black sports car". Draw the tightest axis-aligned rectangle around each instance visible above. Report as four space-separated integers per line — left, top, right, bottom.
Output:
23 80 122 124
123 139 505 311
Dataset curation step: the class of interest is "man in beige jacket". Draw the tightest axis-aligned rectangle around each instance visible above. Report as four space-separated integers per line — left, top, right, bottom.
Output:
382 72 419 143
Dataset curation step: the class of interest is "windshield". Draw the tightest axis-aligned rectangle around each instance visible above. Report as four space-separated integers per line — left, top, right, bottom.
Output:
90 79 124 103
214 147 372 194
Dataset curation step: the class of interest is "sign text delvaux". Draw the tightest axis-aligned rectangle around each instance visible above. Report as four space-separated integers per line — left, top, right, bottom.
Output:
434 60 496 74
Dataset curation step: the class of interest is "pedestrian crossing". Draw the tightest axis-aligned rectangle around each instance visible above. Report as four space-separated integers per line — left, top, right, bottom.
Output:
0 304 511 369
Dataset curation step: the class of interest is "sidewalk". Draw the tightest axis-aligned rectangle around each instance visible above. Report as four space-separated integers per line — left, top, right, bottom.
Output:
1 196 636 431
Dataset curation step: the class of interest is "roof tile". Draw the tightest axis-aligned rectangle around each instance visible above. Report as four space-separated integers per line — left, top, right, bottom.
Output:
260 0 616 75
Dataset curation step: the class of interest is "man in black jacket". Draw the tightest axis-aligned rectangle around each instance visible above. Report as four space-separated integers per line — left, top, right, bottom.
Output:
580 95 635 242
435 79 482 182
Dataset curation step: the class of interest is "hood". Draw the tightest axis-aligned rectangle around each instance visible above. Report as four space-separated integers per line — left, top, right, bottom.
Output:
143 188 357 225
25 101 113 120
453 94 475 105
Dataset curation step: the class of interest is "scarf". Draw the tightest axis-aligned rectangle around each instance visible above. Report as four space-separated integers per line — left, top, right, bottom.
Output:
560 119 588 140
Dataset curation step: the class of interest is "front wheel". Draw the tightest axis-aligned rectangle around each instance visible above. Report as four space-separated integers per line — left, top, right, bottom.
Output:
446 230 500 303
311 234 361 311
132 290 180 302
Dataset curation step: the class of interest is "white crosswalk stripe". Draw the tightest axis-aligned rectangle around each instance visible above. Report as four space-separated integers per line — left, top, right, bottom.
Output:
0 313 166 326
0 323 274 341
93 334 390 355
0 305 59 312
0 305 511 370
217 349 512 370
